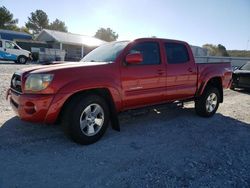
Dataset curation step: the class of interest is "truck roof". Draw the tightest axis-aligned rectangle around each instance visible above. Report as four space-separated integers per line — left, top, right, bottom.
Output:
133 37 188 44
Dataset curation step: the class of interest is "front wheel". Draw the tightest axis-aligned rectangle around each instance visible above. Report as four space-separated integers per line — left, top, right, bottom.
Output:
17 55 27 64
195 87 220 117
62 95 110 145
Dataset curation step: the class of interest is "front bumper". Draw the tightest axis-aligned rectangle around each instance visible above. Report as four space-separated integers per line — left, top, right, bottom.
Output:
28 53 33 61
6 89 54 123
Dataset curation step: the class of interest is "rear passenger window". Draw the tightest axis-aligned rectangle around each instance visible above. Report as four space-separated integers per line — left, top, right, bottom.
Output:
165 43 189 64
129 42 161 65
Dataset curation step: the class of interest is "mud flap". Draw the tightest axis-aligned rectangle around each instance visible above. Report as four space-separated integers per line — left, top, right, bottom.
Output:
110 109 120 131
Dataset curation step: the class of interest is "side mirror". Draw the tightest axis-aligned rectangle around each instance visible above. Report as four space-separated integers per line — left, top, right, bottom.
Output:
125 53 143 64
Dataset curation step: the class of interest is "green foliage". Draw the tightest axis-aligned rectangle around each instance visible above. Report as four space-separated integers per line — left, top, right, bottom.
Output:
19 26 31 34
203 44 250 57
48 19 68 32
25 10 49 34
202 44 217 56
26 10 68 34
0 6 30 34
0 6 18 30
228 50 250 57
217 44 229 56
95 28 118 42
202 44 229 56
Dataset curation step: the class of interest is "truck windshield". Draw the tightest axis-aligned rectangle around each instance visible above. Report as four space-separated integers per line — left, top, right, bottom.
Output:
81 41 129 62
240 62 250 70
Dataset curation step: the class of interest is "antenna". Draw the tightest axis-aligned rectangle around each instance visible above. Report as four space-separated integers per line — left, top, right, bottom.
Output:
246 39 249 51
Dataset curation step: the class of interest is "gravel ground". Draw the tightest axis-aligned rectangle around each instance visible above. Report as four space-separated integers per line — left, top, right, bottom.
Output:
0 63 250 188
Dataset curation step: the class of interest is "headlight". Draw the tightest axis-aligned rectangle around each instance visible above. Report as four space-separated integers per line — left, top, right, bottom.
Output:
25 74 54 91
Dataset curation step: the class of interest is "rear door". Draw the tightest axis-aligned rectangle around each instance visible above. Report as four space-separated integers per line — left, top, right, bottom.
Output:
120 41 167 109
164 42 197 100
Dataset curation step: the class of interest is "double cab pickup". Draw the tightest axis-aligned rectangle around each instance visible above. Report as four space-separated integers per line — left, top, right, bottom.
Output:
7 38 232 144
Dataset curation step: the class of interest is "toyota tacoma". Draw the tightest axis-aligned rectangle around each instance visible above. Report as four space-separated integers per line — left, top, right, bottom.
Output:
7 38 232 144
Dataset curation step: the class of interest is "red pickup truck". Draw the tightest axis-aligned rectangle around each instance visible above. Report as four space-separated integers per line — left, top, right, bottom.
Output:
7 38 232 144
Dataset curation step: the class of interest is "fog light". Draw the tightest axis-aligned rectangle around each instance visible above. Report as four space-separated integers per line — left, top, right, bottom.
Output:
24 102 36 114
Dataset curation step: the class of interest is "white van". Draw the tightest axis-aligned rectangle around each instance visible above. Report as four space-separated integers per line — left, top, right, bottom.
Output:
0 39 31 64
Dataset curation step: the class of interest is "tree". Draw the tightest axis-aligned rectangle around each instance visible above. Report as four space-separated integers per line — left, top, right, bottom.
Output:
49 19 67 32
202 44 229 56
0 6 18 30
217 44 229 56
202 44 217 56
228 50 250 57
19 26 31 34
25 10 49 34
94 28 118 42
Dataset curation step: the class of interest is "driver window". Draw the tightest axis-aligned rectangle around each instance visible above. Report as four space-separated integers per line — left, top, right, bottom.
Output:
5 41 19 49
129 42 161 65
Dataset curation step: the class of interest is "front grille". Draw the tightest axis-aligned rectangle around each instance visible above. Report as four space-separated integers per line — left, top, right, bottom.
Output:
11 73 22 93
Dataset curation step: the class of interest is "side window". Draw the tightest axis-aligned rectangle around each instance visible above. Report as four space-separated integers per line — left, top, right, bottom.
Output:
165 43 190 64
0 41 2 47
129 42 161 65
5 41 19 49
5 41 14 49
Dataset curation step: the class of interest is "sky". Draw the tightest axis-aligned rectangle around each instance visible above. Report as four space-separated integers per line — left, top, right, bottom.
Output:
1 0 250 50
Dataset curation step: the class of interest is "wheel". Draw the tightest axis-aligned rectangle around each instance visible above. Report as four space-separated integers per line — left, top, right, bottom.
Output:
195 87 220 117
62 95 110 145
17 55 27 64
230 85 235 90
230 82 236 90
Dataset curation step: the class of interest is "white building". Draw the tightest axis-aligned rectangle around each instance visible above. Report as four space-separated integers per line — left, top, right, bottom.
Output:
36 29 106 61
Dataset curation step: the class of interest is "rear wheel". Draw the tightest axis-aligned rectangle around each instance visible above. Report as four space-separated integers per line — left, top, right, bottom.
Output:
195 87 220 117
17 55 27 64
230 83 236 90
62 95 110 145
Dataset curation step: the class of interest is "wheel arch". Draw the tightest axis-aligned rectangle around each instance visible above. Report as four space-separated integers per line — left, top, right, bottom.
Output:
197 77 223 103
17 55 28 64
57 88 120 131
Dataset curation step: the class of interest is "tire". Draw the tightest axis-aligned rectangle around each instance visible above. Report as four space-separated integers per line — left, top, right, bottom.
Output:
17 55 27 64
230 85 235 90
195 87 220 117
230 82 236 90
62 95 110 145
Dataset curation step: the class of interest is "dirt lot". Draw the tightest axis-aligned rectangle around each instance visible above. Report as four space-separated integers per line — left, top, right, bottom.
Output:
0 63 250 188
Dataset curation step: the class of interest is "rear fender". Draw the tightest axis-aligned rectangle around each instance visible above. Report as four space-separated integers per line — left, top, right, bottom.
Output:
197 76 223 103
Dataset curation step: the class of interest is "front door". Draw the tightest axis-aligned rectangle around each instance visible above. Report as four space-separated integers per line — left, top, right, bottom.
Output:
120 41 167 109
4 40 19 61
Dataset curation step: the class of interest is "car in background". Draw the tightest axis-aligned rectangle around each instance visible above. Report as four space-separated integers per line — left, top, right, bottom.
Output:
0 39 31 64
231 62 250 90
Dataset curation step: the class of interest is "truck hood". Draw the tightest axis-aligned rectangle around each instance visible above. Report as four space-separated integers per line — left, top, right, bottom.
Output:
234 69 250 74
16 61 110 75
23 49 31 54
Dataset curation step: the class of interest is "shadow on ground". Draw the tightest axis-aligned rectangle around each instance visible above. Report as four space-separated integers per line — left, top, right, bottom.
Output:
232 88 250 95
0 106 250 187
